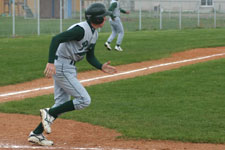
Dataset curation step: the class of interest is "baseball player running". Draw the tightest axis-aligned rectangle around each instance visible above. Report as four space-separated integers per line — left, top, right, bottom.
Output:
104 0 130 52
28 3 116 146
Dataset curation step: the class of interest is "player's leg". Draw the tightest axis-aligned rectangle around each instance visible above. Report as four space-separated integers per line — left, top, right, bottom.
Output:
115 18 124 51
105 19 118 50
28 78 70 145
28 80 66 145
40 80 70 134
108 20 118 42
28 131 53 146
42 64 90 125
52 80 71 109
28 114 55 145
51 66 91 111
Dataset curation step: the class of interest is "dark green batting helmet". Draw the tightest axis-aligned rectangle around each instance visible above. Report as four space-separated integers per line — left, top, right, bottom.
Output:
85 3 111 24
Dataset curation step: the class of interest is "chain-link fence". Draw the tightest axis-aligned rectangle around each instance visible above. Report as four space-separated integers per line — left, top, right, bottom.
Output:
1 0 225 37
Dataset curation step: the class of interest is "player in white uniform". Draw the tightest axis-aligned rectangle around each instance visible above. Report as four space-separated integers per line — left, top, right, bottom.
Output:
104 0 130 52
27 3 116 146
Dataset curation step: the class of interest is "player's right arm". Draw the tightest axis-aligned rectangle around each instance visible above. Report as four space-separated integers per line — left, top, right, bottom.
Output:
48 26 84 63
108 2 117 11
44 26 84 78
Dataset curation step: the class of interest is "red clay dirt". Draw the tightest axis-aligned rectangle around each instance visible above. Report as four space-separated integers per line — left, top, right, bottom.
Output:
0 47 225 150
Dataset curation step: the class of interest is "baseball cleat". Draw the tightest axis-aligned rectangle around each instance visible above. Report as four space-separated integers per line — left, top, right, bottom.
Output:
115 45 123 52
104 42 112 50
28 131 54 146
40 108 55 134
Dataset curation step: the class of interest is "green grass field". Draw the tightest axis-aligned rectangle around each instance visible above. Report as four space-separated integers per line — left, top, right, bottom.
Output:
0 59 225 143
1 29 225 86
0 28 225 143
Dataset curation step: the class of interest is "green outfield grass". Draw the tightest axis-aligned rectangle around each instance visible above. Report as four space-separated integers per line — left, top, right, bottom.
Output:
0 58 224 143
1 28 225 86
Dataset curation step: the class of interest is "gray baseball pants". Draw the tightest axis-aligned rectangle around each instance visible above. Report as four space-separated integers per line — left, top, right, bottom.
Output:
52 57 91 110
107 17 124 45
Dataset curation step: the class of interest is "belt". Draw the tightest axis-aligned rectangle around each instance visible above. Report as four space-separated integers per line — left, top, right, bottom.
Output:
55 55 76 65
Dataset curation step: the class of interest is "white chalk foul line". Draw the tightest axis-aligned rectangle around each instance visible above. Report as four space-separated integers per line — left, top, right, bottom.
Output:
1 53 225 98
0 144 99 149
0 143 135 150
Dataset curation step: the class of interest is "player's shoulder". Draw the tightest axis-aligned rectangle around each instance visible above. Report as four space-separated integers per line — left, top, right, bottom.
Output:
75 21 88 28
78 21 97 36
67 22 85 33
111 0 118 4
67 21 86 29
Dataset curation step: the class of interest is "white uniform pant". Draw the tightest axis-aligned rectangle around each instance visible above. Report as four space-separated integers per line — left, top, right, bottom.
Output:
52 59 91 110
107 17 124 45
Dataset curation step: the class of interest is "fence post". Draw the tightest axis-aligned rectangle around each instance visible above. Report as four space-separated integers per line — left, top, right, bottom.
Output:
139 4 142 30
80 0 82 22
34 0 37 18
214 7 216 28
159 6 162 29
179 5 182 30
37 0 40 35
12 0 15 37
60 0 63 32
197 5 200 27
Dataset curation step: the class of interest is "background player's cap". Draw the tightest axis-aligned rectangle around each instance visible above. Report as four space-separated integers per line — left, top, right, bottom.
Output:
85 3 112 24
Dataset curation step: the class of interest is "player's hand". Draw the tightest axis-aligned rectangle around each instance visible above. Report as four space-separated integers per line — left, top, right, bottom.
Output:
44 63 56 78
102 61 117 74
126 11 130 14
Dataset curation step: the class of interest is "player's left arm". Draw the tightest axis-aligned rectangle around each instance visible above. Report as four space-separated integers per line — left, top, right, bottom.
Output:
86 44 102 69
120 8 130 14
86 44 117 74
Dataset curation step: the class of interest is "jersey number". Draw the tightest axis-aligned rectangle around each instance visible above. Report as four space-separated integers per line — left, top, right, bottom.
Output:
78 41 88 51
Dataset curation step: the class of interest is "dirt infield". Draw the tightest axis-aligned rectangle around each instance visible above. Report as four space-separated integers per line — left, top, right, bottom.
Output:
1 47 225 150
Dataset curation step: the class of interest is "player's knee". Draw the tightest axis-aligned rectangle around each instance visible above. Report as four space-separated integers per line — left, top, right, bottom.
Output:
118 29 124 34
79 94 91 109
83 95 91 107
73 95 91 110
